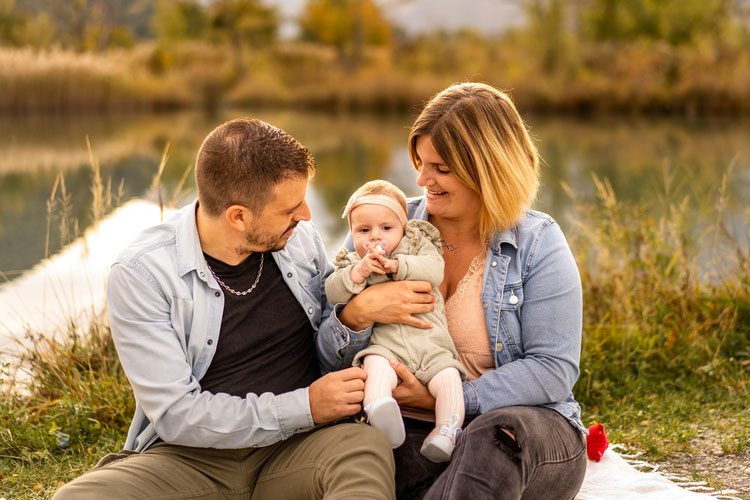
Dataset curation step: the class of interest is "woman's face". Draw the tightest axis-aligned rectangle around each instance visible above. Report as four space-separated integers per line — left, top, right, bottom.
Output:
415 135 481 222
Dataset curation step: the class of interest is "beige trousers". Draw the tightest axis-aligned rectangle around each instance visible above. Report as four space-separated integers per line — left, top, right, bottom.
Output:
52 421 395 500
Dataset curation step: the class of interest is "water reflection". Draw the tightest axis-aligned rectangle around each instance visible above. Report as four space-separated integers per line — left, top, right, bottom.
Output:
1 111 748 277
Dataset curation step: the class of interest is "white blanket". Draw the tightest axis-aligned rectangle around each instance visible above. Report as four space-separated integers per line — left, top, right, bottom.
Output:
577 446 740 499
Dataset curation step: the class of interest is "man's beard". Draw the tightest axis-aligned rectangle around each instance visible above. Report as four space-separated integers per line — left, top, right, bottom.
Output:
240 222 298 254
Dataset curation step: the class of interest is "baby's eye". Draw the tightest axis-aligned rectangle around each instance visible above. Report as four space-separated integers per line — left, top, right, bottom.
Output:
359 228 369 233
383 226 392 231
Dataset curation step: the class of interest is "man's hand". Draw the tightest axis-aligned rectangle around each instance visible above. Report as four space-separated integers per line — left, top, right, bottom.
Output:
309 367 367 424
390 359 436 411
338 280 436 331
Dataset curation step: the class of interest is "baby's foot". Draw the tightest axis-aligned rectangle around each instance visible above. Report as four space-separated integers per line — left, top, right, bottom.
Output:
364 397 405 448
420 414 462 463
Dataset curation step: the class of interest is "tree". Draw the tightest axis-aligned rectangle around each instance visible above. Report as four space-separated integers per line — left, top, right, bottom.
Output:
582 0 734 46
207 0 278 77
299 0 392 72
154 0 208 42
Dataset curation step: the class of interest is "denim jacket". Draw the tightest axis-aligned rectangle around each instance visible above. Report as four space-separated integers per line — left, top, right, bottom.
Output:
108 200 372 452
407 197 586 433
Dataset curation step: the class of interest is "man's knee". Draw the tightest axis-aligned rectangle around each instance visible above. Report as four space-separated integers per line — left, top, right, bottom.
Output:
340 422 394 456
52 479 109 500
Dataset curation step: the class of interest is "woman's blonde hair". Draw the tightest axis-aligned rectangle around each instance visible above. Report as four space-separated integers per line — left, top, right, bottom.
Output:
408 82 539 240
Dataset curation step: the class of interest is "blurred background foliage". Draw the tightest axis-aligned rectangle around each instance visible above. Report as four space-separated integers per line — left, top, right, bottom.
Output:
2 0 750 114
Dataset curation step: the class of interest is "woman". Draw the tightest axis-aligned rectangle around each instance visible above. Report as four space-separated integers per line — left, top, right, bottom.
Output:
340 82 587 499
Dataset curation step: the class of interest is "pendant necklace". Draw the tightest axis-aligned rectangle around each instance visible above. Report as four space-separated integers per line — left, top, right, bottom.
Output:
440 232 478 252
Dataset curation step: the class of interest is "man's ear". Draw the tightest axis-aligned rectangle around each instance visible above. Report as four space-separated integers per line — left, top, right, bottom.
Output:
225 205 252 232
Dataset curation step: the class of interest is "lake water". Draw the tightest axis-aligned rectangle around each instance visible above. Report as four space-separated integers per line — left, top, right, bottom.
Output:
1 109 749 279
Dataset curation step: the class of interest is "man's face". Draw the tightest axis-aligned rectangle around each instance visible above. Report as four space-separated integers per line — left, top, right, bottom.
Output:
242 176 311 253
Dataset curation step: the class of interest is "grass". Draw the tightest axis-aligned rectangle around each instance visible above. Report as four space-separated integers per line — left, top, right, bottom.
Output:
568 175 749 459
0 163 748 498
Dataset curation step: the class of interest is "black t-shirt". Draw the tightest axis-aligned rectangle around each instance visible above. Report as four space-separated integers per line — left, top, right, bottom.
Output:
199 251 321 397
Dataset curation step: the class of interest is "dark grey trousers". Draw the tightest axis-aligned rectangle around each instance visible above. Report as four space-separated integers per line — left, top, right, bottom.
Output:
395 406 587 500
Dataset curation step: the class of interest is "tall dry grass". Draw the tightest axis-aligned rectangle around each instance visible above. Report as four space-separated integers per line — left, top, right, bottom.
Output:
3 35 750 115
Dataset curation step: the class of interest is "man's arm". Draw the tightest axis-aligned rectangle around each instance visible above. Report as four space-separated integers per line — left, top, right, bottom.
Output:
109 263 315 449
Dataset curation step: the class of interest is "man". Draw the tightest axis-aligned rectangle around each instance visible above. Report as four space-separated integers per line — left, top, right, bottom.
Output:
53 118 397 499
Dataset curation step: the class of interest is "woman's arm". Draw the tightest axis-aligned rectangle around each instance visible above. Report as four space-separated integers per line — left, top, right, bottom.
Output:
464 221 582 416
338 280 437 331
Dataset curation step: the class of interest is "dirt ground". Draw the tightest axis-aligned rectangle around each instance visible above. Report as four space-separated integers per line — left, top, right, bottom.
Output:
658 429 750 500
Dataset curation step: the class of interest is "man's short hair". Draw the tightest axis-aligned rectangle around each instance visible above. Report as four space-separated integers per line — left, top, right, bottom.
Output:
195 118 316 216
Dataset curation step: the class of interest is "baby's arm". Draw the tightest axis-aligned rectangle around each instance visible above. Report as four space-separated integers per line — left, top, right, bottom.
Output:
325 264 366 305
392 243 444 288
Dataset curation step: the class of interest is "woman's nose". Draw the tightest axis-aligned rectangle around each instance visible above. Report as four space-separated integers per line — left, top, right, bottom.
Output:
416 168 431 187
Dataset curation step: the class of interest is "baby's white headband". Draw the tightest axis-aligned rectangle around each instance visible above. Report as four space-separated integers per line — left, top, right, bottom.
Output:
342 194 408 227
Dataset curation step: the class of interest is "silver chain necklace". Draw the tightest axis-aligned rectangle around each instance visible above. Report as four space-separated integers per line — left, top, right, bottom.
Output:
441 232 478 251
206 253 264 296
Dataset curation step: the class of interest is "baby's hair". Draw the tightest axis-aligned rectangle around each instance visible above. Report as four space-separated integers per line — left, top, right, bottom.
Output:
346 180 408 215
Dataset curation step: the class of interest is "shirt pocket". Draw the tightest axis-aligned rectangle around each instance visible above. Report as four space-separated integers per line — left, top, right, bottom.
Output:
498 282 524 357
499 282 524 311
304 270 322 298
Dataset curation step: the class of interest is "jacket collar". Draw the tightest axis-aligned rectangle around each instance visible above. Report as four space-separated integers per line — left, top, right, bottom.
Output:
409 196 519 253
175 199 205 278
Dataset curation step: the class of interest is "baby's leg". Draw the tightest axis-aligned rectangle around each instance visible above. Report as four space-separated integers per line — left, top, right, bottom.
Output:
427 367 464 428
420 367 464 463
363 354 398 407
362 355 405 448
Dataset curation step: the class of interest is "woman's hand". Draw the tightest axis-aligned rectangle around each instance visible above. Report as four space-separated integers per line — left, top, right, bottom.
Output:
390 359 436 411
338 280 436 331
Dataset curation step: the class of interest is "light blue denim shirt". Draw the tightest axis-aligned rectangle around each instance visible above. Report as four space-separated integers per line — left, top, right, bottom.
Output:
408 197 586 433
108 200 372 452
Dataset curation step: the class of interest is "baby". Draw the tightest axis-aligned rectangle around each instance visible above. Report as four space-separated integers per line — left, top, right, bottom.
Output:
325 180 465 463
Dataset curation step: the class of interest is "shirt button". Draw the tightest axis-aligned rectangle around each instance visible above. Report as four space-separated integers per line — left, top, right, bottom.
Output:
207 339 213 345
307 307 313 315
287 272 293 278
482 302 488 309
199 271 205 278
496 342 503 351
214 291 220 297
491 261 497 267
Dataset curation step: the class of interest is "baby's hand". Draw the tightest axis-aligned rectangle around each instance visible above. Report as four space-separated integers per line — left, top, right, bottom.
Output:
381 257 399 274
351 252 386 284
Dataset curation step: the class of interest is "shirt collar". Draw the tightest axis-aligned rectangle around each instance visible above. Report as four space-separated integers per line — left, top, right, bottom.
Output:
175 199 205 277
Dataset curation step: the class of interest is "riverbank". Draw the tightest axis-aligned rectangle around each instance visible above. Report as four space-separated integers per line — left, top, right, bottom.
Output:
1 176 747 497
2 36 750 116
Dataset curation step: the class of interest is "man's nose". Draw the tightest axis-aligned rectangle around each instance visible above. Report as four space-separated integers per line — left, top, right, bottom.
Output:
295 200 311 221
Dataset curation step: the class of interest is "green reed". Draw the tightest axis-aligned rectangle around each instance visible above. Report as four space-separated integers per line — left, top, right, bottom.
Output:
568 174 749 457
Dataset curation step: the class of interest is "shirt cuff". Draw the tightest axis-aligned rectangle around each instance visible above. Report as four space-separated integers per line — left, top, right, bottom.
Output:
463 381 480 417
330 303 372 350
275 387 315 438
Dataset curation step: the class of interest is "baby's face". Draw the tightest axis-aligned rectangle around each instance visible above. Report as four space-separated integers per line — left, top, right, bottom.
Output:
350 204 405 258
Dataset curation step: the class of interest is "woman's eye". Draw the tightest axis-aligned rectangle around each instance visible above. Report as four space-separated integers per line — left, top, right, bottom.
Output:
437 167 450 175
